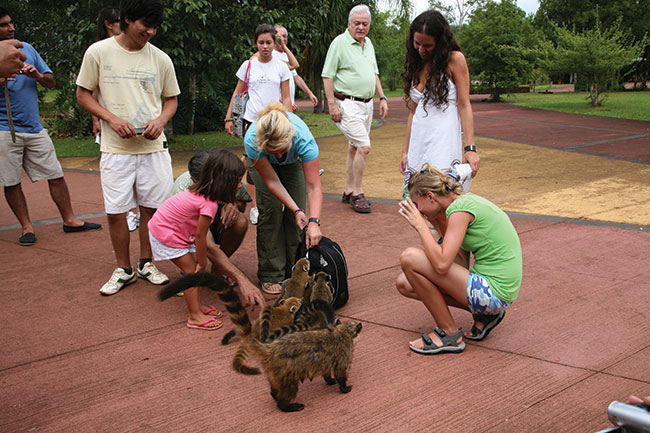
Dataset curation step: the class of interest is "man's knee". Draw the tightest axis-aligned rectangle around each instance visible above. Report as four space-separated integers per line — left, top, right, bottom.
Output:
47 177 65 185
4 183 22 193
107 212 127 224
236 199 247 213
231 212 248 238
356 145 371 157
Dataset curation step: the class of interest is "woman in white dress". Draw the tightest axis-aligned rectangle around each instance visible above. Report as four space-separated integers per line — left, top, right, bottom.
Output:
400 10 480 221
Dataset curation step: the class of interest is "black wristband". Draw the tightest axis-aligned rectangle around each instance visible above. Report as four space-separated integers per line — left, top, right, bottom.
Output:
308 217 321 226
463 145 477 153
379 96 387 101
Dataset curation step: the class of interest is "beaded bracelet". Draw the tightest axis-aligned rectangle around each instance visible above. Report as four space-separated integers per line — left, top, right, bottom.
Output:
293 208 304 215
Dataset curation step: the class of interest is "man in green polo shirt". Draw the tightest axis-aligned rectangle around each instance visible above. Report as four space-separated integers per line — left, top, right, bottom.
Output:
322 4 388 214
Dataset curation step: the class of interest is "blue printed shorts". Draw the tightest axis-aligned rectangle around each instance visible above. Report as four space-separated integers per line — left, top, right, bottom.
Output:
466 273 511 315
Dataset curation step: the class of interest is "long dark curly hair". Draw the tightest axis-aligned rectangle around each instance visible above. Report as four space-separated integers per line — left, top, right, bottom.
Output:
402 10 461 112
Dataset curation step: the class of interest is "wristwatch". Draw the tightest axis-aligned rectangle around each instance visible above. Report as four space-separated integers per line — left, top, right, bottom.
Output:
379 96 387 101
463 145 477 153
308 217 321 226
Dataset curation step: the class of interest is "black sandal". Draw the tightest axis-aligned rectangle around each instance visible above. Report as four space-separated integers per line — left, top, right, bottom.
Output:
409 327 465 355
466 311 506 341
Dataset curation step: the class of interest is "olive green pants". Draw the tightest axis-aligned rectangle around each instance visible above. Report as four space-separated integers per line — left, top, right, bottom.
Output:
247 159 306 283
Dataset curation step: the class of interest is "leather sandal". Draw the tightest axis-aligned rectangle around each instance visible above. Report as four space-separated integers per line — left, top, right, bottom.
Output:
341 192 352 204
350 193 371 213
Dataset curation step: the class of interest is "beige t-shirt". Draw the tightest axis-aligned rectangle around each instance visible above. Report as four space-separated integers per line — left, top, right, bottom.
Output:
76 37 180 154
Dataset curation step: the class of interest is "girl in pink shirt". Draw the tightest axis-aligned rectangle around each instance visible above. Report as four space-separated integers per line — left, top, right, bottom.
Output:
148 150 246 330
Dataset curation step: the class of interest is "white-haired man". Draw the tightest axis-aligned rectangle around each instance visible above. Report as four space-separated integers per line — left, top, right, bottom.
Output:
322 4 388 214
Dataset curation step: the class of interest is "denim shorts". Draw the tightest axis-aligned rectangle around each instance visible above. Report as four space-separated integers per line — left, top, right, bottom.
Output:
466 273 511 315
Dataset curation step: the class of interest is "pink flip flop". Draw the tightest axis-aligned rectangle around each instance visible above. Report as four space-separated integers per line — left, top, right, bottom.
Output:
187 316 223 331
203 305 223 318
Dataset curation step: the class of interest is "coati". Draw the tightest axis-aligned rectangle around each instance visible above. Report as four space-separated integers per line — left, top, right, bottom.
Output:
266 271 335 342
221 257 311 346
274 257 311 306
157 272 302 375
230 297 302 375
249 320 363 412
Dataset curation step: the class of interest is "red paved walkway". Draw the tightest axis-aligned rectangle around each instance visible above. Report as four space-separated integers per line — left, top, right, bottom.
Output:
1 98 649 432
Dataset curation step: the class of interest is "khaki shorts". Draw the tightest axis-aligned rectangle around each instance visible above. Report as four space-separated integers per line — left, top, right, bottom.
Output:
100 151 173 214
0 129 64 187
335 98 373 147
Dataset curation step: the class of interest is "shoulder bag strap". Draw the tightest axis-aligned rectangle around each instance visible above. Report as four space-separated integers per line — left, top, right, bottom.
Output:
242 60 252 93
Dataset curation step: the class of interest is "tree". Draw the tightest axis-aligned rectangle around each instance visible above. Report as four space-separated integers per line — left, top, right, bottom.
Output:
534 0 650 89
551 20 647 106
428 0 486 28
368 11 408 91
6 0 413 135
459 0 538 101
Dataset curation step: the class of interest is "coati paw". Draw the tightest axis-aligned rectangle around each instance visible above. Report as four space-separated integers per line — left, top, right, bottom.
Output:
339 384 352 393
323 375 336 385
279 402 305 412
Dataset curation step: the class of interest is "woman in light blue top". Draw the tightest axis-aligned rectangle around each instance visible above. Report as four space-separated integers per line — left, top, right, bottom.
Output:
244 102 323 294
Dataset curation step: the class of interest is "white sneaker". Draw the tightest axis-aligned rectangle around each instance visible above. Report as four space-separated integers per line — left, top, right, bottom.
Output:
136 261 169 285
100 268 136 296
249 207 259 225
127 211 140 232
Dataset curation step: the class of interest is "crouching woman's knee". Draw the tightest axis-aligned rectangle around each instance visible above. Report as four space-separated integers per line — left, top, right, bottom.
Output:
395 271 410 297
399 247 421 270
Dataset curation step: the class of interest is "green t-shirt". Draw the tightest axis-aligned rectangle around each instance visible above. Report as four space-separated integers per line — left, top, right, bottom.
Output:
447 193 522 303
321 30 379 99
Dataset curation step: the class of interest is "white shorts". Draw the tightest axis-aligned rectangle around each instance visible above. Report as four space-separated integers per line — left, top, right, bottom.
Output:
149 231 196 261
335 98 373 147
0 129 64 186
100 151 173 214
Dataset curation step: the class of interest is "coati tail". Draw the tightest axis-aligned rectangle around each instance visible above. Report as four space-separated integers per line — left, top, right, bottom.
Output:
258 307 273 342
266 322 312 343
157 272 229 300
221 329 237 345
232 345 261 375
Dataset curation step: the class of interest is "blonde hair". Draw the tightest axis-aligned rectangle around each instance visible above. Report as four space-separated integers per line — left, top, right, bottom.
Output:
408 164 464 197
254 102 296 152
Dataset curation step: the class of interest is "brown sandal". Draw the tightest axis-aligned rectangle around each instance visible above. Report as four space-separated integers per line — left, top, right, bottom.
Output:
350 193 371 213
342 192 352 203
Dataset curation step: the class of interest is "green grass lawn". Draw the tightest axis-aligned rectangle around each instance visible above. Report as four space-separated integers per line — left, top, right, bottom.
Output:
503 91 650 122
51 111 344 158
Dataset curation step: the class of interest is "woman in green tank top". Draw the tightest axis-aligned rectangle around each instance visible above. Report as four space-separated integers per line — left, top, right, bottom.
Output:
396 164 522 355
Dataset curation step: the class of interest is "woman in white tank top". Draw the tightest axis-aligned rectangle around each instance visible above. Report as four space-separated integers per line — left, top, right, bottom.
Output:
400 10 479 209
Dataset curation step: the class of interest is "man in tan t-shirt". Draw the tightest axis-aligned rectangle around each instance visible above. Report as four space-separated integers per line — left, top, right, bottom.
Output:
76 0 181 296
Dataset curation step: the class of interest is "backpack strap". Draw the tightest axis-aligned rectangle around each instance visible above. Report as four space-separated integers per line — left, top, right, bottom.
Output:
298 228 324 273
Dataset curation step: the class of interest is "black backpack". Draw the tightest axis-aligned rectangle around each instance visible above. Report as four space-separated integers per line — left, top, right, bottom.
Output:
295 230 349 309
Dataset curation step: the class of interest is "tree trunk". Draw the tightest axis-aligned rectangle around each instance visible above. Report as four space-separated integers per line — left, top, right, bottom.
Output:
313 74 323 114
188 74 196 135
590 81 600 107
